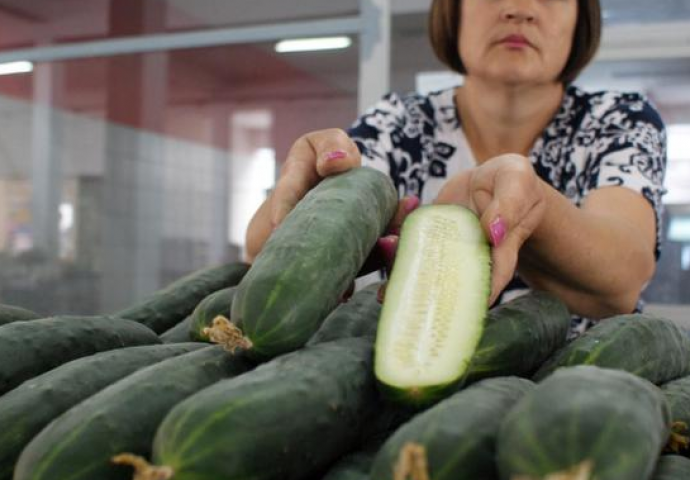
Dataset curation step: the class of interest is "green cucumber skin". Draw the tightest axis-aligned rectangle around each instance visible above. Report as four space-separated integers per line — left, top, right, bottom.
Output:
321 450 376 480
661 375 690 456
152 338 380 480
189 286 237 342
115 262 249 333
533 314 690 384
652 456 690 480
306 283 382 346
0 316 160 395
232 167 397 360
0 304 40 327
14 346 253 480
160 317 194 343
497 366 670 480
371 377 534 480
467 291 571 382
0 343 204 480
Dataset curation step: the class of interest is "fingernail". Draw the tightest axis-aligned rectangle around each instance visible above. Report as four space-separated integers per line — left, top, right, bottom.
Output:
325 150 347 161
403 196 420 214
489 217 506 247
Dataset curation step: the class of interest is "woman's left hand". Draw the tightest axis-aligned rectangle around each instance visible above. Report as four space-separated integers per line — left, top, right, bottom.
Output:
434 154 547 304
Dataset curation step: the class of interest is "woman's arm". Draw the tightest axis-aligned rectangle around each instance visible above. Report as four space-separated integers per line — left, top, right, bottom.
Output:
434 154 658 318
517 182 657 318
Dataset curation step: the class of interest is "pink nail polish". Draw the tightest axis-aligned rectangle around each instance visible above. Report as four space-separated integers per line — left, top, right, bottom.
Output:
325 150 347 161
403 196 420 214
489 217 506 247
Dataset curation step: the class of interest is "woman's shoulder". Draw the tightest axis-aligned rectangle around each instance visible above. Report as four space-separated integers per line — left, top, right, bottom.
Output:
564 85 664 129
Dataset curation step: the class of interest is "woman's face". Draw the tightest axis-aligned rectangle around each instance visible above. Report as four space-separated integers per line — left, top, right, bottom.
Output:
458 0 578 86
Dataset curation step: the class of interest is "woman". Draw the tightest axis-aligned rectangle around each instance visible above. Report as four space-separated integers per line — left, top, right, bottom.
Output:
246 0 666 337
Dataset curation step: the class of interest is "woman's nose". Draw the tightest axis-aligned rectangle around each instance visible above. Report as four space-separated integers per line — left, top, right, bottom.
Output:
501 5 537 23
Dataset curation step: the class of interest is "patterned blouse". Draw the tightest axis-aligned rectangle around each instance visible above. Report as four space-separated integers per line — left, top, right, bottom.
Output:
347 85 667 338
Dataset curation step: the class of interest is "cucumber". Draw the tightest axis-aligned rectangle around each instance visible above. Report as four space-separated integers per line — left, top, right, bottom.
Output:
159 317 193 343
321 450 376 480
148 338 380 480
652 455 690 480
533 314 690 384
0 304 40 327
0 343 203 480
497 366 670 480
115 261 249 333
467 291 571 383
375 205 491 406
0 316 160 395
13 346 253 480
231 167 397 360
660 375 690 455
306 282 382 346
189 286 237 341
371 377 534 480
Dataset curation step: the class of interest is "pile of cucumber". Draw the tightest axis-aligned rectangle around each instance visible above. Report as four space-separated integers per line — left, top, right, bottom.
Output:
0 167 688 480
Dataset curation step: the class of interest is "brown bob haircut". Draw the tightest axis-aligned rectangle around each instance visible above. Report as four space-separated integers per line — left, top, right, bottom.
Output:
429 0 602 85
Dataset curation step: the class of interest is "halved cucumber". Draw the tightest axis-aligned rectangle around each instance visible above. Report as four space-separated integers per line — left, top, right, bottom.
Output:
374 205 491 406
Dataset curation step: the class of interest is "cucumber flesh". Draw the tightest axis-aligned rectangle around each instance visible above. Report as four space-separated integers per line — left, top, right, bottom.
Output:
375 205 490 404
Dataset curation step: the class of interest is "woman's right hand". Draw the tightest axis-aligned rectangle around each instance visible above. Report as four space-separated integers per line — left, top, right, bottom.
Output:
245 128 361 262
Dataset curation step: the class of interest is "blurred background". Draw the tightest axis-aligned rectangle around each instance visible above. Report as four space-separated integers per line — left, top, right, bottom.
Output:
0 0 687 319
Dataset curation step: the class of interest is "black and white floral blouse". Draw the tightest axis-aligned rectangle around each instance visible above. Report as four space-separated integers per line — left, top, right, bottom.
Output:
347 85 667 338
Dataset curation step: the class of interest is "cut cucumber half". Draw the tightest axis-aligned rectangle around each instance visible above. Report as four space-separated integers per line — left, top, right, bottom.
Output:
374 205 491 406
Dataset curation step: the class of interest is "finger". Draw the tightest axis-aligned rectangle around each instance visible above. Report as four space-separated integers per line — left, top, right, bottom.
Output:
270 136 322 227
433 171 473 209
488 239 520 305
387 196 420 234
310 129 362 177
377 235 399 277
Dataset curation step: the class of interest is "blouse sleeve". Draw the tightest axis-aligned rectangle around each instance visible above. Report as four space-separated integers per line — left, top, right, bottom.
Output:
583 93 667 259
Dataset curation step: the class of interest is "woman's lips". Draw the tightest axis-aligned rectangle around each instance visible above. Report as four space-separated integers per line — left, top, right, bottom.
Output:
500 34 531 49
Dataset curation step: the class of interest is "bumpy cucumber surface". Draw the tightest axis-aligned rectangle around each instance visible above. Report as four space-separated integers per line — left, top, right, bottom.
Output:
14 346 253 480
467 291 570 382
652 455 690 480
115 261 249 333
189 286 237 341
159 316 194 343
0 343 203 480
151 338 379 480
660 375 690 456
375 205 491 406
497 366 670 480
533 314 690 384
0 304 40 327
307 282 382 346
371 377 534 480
0 316 160 395
231 167 397 360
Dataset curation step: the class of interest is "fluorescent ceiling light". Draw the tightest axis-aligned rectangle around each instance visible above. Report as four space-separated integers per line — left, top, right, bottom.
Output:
275 36 351 53
0 61 33 76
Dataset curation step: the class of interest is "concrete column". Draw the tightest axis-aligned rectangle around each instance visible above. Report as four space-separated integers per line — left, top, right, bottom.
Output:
358 0 391 114
31 62 64 259
101 0 169 311
209 106 231 263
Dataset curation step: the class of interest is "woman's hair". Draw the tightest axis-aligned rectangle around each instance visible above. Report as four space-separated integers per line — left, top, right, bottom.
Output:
428 0 602 85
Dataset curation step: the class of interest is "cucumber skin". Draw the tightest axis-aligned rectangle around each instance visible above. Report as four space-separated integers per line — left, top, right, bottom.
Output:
652 456 690 480
321 450 376 480
467 291 571 383
371 377 534 480
533 314 690 384
661 375 690 456
115 262 249 333
232 167 397 360
160 317 194 343
497 366 670 480
189 286 237 342
0 304 40 327
13 346 253 480
152 338 380 480
0 343 204 480
306 283 382 346
0 316 160 395
375 205 490 407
